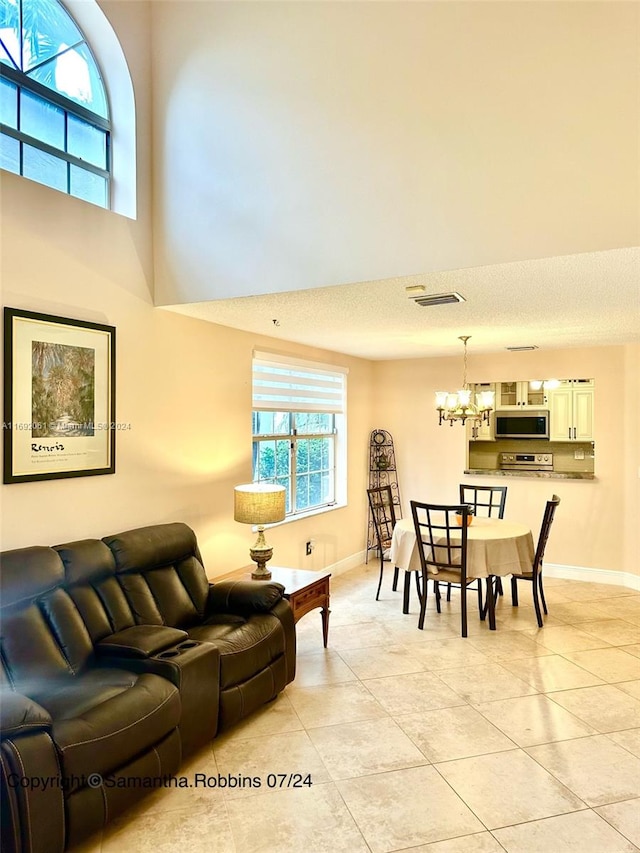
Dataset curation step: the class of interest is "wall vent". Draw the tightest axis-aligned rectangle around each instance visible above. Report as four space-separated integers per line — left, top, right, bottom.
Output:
410 291 466 307
505 345 539 352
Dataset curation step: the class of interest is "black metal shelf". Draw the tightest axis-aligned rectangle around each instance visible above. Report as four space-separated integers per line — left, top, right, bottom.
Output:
367 429 401 555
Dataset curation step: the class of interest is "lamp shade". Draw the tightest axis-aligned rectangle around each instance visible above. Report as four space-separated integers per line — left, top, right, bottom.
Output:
234 483 286 525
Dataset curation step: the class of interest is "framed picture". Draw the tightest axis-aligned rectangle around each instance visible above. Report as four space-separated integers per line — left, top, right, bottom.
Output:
3 308 116 483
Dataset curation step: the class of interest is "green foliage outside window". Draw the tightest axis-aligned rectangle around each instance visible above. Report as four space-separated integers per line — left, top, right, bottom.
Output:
252 412 335 515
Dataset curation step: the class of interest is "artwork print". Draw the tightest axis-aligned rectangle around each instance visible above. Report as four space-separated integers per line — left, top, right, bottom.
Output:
32 341 96 437
3 308 116 483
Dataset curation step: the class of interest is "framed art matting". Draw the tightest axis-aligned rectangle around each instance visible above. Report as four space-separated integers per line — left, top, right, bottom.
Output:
3 307 116 483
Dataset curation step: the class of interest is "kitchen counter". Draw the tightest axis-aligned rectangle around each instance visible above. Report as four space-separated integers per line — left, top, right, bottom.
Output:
464 469 595 480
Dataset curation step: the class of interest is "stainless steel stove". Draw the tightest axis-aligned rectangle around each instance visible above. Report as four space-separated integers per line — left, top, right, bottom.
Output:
499 452 553 471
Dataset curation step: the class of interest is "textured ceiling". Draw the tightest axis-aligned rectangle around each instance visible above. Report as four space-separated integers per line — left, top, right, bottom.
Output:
154 2 639 354
165 248 640 360
153 1 638 323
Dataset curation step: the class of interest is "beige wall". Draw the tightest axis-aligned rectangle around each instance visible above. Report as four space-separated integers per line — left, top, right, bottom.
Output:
0 167 374 572
0 0 374 575
150 1 638 306
373 345 639 577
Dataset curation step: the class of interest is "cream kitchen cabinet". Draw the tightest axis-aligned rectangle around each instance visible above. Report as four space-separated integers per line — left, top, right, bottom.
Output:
548 379 594 441
496 381 546 409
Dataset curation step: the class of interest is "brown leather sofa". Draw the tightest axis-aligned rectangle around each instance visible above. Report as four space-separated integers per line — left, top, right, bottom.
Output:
0 522 296 853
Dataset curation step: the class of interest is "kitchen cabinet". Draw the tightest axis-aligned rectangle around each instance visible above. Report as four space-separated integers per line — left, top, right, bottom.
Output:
548 379 594 441
496 381 546 409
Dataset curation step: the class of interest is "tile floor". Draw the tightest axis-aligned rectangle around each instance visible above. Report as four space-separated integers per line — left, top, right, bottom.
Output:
75 564 640 853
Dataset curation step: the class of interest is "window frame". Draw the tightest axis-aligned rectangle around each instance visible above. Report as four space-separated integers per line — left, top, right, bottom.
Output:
0 0 112 208
251 352 348 521
252 411 338 517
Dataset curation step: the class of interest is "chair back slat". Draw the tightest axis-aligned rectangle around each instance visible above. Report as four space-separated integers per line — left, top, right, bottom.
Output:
367 486 397 547
532 494 561 574
459 484 507 519
410 501 469 578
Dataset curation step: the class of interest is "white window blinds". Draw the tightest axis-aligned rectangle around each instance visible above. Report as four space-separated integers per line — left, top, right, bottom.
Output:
253 351 348 414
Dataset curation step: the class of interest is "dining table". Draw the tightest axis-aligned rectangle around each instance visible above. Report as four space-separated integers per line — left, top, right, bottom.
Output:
389 515 535 629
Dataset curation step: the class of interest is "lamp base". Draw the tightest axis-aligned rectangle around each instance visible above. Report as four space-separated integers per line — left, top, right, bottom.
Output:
249 545 273 580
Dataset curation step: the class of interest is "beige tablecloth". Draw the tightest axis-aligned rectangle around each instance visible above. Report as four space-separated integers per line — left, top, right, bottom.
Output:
389 516 535 580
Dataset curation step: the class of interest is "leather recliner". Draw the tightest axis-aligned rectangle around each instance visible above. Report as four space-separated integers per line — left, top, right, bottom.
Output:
0 522 296 852
89 522 295 731
0 545 182 852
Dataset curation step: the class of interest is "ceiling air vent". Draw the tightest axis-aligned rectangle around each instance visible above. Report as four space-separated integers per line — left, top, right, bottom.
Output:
505 345 539 352
408 291 466 307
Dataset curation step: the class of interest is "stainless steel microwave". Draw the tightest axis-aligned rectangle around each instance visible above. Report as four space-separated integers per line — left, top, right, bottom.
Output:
495 410 550 440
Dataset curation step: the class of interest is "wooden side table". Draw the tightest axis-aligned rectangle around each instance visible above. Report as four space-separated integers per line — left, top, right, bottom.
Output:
216 566 331 648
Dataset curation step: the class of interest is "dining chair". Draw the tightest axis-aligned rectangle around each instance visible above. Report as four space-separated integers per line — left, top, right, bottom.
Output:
367 486 400 600
459 484 507 519
459 483 508 600
510 494 560 627
368 486 422 611
410 501 493 638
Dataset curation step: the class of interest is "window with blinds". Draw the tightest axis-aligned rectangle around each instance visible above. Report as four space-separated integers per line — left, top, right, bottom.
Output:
252 352 348 517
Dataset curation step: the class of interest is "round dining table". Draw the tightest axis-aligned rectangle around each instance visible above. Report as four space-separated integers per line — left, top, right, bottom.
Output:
390 516 535 580
389 516 535 630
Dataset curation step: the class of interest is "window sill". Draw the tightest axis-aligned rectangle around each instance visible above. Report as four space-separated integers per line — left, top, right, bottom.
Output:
273 502 346 527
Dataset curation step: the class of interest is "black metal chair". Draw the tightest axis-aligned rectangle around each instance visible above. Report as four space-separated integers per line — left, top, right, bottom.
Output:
459 483 508 600
367 486 400 600
368 486 421 611
459 484 507 519
510 494 561 627
410 501 495 637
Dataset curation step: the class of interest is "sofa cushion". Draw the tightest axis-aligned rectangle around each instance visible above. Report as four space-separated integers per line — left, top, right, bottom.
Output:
0 547 64 609
104 522 201 572
56 539 137 640
1 603 74 696
103 523 210 625
43 670 180 788
54 540 116 586
40 588 95 674
187 614 286 690
117 569 193 626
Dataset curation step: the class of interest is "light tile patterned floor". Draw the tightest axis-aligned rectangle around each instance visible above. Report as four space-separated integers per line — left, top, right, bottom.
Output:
74 564 640 853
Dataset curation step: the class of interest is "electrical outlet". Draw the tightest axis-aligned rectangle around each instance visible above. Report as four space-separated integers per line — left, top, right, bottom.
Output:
305 541 313 556
574 449 585 460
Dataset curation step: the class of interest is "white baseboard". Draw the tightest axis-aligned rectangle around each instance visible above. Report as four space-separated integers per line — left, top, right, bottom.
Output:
334 555 640 592
325 550 368 578
545 563 640 592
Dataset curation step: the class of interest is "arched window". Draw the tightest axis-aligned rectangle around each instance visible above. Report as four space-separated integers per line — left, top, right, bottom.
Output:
0 0 113 209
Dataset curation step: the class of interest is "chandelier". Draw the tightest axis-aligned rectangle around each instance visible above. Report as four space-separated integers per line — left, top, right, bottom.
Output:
435 336 494 426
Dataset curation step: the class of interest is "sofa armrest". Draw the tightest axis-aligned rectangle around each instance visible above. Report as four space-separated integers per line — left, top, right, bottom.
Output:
207 580 285 615
1 723 64 853
0 692 52 740
95 625 189 659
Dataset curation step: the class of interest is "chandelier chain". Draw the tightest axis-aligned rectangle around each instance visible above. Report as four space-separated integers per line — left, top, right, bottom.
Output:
462 340 468 389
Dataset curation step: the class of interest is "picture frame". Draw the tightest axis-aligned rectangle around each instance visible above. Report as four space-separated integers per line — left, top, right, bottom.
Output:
3 307 116 484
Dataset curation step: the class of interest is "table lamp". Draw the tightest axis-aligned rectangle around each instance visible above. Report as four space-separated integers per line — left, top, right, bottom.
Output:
234 483 286 579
